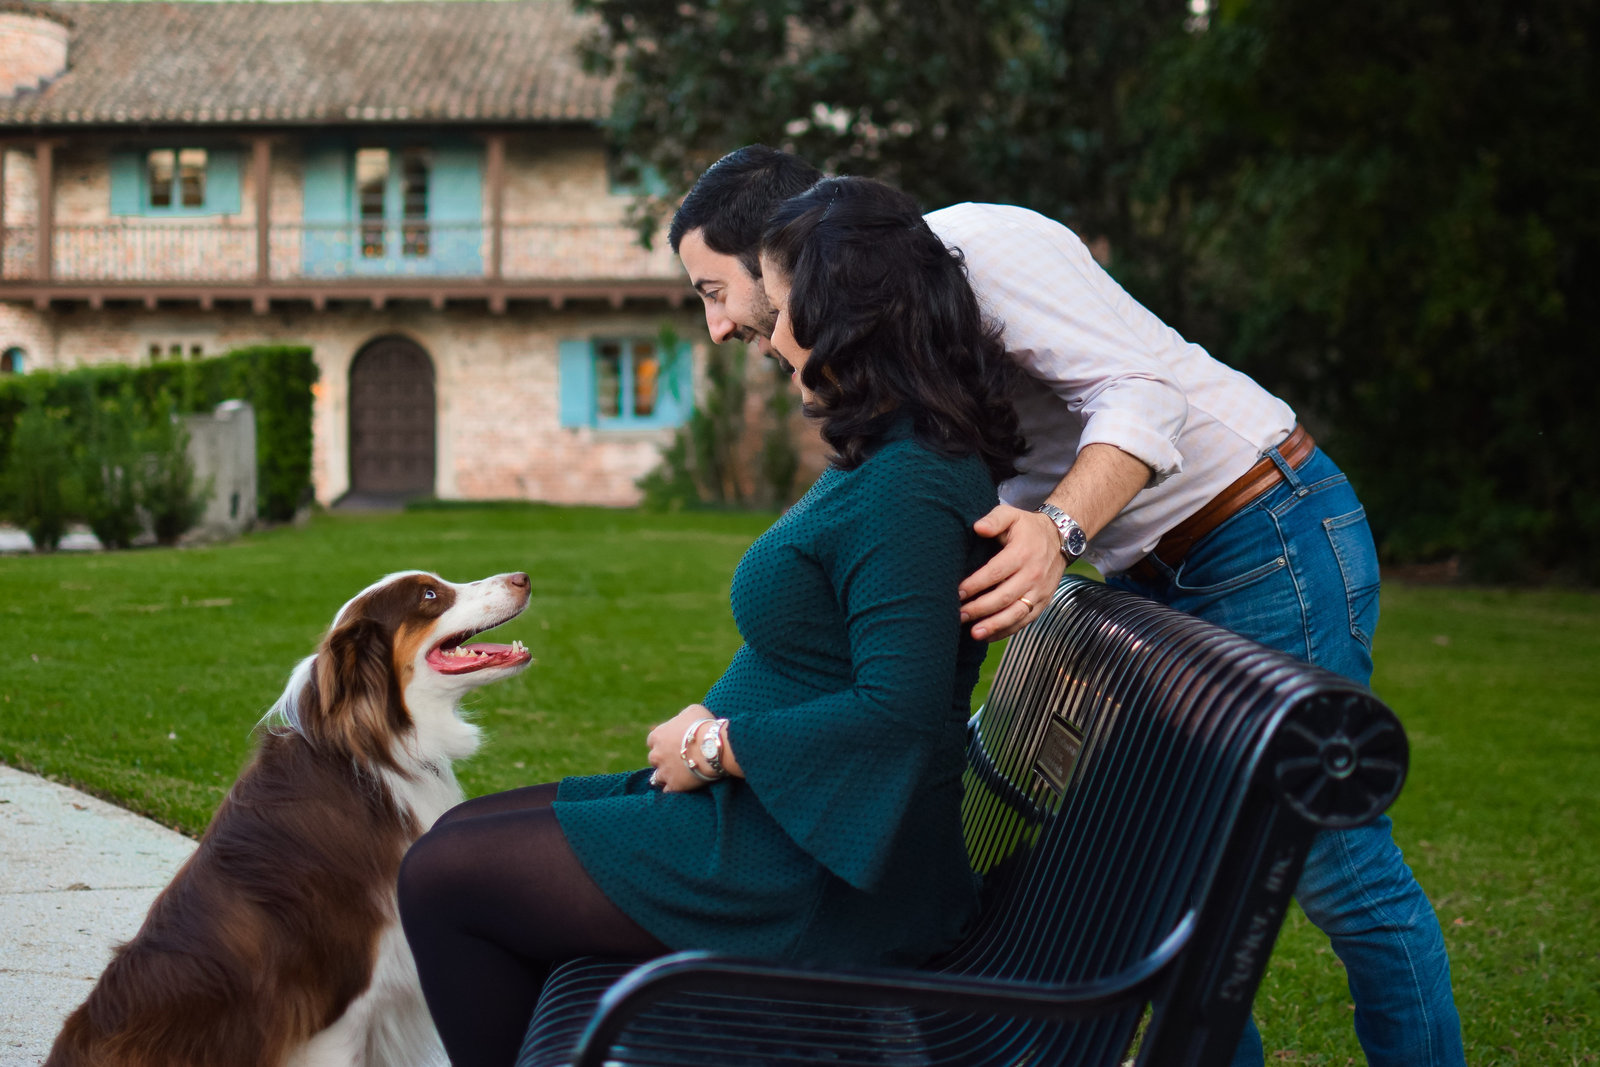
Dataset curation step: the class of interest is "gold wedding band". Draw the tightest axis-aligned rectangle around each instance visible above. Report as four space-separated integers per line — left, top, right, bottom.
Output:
1018 596 1035 610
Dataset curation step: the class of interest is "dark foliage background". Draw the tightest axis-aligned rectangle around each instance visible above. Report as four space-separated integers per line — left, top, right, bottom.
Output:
582 0 1598 581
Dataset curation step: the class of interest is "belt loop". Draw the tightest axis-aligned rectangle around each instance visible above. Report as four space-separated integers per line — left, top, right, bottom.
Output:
1266 438 1307 496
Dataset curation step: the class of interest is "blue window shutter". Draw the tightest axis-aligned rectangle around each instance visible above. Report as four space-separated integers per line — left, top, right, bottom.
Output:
658 339 695 425
431 141 483 274
207 150 242 215
302 141 348 222
302 140 349 276
110 151 143 215
558 340 595 428
430 142 482 222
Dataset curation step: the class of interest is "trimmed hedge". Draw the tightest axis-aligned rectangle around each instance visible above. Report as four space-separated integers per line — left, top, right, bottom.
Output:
0 346 317 523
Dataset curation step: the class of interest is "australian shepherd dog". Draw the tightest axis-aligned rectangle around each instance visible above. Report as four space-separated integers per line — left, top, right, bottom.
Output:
46 570 534 1067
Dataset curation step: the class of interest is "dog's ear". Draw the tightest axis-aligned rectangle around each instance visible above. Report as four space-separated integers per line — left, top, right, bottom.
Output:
307 615 408 769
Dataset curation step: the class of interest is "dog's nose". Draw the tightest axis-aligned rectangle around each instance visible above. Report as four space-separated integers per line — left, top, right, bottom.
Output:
508 572 530 590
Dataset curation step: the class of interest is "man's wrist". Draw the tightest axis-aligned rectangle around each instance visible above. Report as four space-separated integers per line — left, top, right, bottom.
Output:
1036 503 1088 561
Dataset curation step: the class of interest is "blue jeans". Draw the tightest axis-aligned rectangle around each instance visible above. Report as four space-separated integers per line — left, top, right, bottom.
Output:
1108 444 1464 1067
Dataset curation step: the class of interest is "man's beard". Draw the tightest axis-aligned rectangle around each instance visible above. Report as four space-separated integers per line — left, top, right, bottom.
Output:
731 295 778 344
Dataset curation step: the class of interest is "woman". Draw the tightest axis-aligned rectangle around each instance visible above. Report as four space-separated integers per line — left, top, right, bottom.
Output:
397 177 1026 1066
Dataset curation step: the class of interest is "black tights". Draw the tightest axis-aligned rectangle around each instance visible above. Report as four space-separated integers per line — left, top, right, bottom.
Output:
398 784 668 1067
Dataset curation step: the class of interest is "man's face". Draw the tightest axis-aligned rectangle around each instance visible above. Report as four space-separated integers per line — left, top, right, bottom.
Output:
678 229 777 352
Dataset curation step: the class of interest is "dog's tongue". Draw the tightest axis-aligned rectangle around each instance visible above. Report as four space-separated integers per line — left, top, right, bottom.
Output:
427 642 532 675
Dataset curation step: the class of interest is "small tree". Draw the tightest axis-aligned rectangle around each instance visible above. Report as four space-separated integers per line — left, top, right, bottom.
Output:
143 408 211 546
78 390 147 549
0 405 82 551
758 362 800 508
638 329 749 510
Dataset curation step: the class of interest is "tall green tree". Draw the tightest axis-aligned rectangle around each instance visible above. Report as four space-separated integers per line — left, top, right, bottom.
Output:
1137 0 1599 579
588 0 1598 579
580 0 1188 266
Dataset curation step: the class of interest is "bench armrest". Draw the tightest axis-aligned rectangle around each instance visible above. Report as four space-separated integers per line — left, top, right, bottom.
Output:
570 910 1195 1066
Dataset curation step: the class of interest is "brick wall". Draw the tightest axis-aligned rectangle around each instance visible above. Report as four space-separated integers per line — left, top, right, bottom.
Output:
0 301 51 369
14 301 717 506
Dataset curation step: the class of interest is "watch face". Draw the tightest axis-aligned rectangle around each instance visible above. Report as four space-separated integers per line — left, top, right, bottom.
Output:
700 733 719 760
1065 525 1088 557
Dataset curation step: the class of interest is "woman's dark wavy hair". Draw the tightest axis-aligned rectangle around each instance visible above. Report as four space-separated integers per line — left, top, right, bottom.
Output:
759 177 1026 485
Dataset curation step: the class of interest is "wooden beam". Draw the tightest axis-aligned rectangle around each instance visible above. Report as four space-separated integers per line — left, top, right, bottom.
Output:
253 137 272 284
486 132 505 282
35 141 54 283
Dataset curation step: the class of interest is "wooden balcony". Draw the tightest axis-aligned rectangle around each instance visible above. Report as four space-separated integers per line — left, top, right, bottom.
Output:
0 219 689 312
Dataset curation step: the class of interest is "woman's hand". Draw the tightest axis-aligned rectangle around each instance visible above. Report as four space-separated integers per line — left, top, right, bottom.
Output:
646 704 717 792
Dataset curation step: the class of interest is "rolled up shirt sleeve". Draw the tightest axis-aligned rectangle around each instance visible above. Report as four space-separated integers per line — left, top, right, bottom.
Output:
929 203 1190 483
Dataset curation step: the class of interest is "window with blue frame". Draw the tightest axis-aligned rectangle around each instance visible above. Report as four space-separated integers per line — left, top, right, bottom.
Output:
559 337 693 431
109 148 242 217
303 139 481 277
355 146 432 260
1 347 24 375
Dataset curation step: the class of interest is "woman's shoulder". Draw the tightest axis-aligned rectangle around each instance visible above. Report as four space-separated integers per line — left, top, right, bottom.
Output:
845 431 995 509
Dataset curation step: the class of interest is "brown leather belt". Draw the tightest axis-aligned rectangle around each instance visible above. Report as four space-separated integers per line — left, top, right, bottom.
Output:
1125 425 1315 583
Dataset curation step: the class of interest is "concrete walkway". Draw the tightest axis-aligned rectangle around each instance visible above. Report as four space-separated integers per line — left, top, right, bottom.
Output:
0 765 196 1066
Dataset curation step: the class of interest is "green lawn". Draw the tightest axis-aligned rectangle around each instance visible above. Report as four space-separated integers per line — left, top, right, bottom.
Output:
2 507 1596 1063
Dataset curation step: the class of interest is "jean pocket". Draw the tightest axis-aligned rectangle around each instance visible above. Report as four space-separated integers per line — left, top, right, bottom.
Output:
1324 508 1380 651
1171 507 1290 597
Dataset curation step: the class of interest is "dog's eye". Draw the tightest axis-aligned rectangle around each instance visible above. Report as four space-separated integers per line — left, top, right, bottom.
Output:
423 588 437 601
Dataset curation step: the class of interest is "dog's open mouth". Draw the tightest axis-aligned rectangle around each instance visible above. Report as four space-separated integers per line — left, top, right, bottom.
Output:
426 630 533 675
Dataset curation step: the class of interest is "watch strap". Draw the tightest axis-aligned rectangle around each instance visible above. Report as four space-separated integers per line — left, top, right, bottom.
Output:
1036 503 1088 560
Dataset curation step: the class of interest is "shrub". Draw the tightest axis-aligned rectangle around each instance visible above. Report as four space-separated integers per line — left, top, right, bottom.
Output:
638 327 810 512
143 409 211 546
0 404 82 550
78 390 148 549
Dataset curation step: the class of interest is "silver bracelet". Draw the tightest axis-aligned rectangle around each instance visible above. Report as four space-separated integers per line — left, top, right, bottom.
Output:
680 719 721 783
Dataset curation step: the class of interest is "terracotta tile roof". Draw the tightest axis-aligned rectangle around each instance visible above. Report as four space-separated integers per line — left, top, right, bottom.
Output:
0 0 613 127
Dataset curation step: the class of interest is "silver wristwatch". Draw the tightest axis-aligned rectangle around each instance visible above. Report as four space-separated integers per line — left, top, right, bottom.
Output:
1036 503 1088 561
698 718 728 777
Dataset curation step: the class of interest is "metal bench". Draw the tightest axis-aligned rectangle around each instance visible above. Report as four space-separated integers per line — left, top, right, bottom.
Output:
517 575 1408 1067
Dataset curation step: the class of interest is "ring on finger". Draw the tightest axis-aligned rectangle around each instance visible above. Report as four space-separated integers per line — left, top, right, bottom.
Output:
1018 596 1035 611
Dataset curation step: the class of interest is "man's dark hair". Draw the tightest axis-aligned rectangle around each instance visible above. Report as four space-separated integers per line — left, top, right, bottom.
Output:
760 177 1026 486
668 145 823 277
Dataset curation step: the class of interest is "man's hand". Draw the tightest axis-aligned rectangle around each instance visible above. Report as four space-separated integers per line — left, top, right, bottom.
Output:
646 704 718 792
960 505 1067 642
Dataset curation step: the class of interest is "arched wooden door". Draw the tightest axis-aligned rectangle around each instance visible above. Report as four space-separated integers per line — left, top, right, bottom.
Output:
348 336 436 496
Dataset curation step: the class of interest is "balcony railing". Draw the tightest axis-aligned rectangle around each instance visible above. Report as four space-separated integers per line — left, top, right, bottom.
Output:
0 220 684 285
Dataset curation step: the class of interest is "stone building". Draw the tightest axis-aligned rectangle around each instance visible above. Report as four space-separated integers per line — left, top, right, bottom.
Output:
0 0 709 506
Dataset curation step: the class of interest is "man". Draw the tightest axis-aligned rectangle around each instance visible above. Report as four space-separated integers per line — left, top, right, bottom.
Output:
669 145 1464 1067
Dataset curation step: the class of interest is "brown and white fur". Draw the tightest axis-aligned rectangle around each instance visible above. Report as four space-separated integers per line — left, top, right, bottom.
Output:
46 570 534 1067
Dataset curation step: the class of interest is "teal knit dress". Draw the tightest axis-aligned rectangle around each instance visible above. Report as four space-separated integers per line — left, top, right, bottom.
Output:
554 422 994 966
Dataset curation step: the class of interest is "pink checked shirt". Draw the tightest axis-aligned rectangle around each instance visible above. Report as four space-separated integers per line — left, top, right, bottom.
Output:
925 203 1297 576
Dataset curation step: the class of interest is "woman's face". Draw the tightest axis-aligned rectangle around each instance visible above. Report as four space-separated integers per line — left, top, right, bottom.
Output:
759 254 814 401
